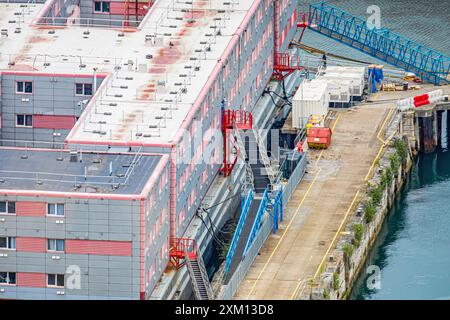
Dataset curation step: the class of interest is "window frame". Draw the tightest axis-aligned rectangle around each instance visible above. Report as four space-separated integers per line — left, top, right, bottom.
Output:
0 271 16 286
15 114 33 128
93 1 111 14
75 83 93 96
0 201 16 215
47 273 65 288
47 239 65 253
0 236 16 250
47 203 65 217
15 81 33 94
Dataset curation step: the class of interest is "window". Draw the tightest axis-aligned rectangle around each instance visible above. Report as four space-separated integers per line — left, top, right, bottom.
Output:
47 239 65 252
16 114 33 127
0 237 16 250
94 1 110 13
47 203 65 217
16 81 33 94
47 274 64 287
0 201 15 215
0 272 16 285
75 83 93 96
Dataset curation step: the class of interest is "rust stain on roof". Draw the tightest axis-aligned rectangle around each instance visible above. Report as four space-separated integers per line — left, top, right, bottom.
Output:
28 35 50 43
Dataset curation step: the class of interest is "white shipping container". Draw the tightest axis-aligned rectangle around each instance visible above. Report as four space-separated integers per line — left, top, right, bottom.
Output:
292 79 329 129
317 77 351 103
321 71 364 97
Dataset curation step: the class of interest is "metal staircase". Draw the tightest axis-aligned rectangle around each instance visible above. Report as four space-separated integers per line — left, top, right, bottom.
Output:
253 129 277 187
185 249 214 300
303 2 450 85
221 109 253 177
233 129 255 190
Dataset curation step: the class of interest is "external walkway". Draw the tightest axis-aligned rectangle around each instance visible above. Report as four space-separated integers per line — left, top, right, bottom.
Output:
234 102 393 299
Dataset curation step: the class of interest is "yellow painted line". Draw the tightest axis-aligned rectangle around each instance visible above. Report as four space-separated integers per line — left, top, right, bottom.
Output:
290 189 361 300
245 111 342 299
376 107 395 144
331 112 342 131
364 145 385 182
365 107 395 181
246 167 322 299
313 112 340 169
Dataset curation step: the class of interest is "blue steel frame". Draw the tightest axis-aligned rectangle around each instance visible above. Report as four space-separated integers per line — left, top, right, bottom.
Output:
272 190 283 234
307 2 449 85
243 189 269 257
225 189 254 273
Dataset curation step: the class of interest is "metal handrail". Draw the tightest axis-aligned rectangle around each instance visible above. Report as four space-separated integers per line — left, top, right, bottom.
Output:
225 189 254 273
243 189 269 257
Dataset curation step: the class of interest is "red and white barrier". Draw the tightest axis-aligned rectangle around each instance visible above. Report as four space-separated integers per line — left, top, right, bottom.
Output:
397 89 443 111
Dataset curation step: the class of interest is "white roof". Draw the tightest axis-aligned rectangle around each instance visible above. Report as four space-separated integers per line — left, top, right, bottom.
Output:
325 66 366 76
0 0 256 145
321 72 364 84
293 79 329 101
0 2 121 73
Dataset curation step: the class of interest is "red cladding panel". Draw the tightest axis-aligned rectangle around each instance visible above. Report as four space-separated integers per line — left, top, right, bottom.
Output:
110 2 126 15
16 202 46 217
17 273 46 288
66 239 132 256
33 115 77 129
16 237 46 253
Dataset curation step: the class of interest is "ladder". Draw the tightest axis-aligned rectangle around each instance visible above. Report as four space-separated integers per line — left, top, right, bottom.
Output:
185 249 214 300
253 129 277 186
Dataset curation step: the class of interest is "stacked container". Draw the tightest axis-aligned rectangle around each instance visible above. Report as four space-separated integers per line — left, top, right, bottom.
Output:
322 78 351 103
319 66 366 97
292 79 330 129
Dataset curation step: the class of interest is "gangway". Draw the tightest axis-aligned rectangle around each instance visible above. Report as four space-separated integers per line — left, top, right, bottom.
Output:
225 196 262 279
299 2 450 85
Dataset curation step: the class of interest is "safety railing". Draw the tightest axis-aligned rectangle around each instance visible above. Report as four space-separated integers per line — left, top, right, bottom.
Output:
281 151 308 207
272 189 283 234
243 189 269 257
170 237 197 269
225 189 254 274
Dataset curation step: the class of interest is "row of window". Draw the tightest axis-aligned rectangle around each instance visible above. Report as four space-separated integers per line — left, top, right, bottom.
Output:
0 201 65 216
0 272 64 287
14 114 79 128
0 237 65 252
14 81 93 96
